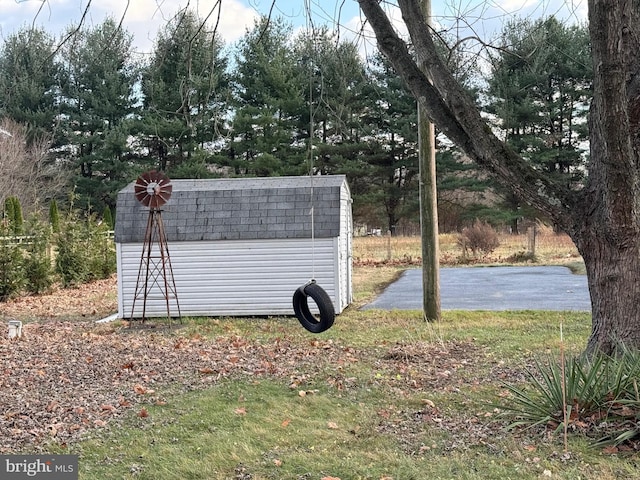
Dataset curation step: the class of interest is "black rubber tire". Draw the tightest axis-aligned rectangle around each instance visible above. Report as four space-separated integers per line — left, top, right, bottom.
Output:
293 282 335 333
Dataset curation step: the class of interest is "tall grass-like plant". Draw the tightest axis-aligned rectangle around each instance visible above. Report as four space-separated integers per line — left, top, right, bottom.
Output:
497 350 640 446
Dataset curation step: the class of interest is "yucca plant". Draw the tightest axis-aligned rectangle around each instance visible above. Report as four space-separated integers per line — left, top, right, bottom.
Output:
497 350 640 446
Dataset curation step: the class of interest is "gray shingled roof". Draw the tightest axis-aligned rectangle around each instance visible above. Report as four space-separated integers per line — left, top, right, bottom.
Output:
114 175 348 243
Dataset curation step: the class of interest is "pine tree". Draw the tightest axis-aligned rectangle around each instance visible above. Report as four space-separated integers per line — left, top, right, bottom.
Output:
58 18 139 214
3 197 15 230
10 197 23 235
0 28 60 144
229 17 304 176
485 17 592 230
140 9 230 176
49 200 60 233
102 206 114 230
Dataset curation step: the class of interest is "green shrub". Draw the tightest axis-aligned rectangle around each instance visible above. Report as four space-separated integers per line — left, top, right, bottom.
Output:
87 221 116 279
0 224 25 301
497 350 640 446
23 215 54 294
55 212 116 287
49 199 61 233
55 217 91 287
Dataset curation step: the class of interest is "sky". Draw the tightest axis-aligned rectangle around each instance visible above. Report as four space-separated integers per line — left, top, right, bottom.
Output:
0 0 588 56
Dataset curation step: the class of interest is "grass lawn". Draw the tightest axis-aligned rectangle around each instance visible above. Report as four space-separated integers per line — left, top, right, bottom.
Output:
4 233 639 479
67 307 639 480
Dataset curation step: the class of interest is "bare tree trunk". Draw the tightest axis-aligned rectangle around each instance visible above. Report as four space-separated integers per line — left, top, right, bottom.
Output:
579 0 640 355
579 235 640 355
358 0 640 354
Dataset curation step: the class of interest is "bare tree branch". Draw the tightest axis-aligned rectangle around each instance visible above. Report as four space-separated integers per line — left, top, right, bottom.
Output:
44 0 92 64
0 119 68 213
357 0 575 228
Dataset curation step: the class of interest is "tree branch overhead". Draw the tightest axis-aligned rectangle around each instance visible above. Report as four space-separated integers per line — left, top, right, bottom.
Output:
358 0 574 229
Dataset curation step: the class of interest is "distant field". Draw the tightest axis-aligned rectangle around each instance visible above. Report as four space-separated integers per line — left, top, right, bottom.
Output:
353 230 581 267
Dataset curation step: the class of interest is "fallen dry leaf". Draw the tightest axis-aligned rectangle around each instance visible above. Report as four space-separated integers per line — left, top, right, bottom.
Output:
133 384 147 394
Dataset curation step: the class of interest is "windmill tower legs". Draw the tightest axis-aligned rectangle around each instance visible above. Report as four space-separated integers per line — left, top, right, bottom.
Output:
130 208 181 325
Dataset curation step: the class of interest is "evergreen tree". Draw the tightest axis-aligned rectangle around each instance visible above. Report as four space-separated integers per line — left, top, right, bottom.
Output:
58 18 138 213
102 205 114 230
3 197 15 230
292 28 371 176
10 197 23 235
23 214 54 294
352 53 419 233
49 199 60 233
3 197 24 235
0 28 60 144
229 17 305 176
485 17 592 230
0 222 24 301
140 9 230 176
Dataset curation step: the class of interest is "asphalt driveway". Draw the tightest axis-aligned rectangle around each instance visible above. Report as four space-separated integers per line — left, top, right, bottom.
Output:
362 266 591 311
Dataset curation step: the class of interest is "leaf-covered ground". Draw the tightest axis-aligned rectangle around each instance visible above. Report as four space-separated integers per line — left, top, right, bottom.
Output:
0 277 515 456
9 274 592 468
2 322 510 456
0 316 359 453
2 276 118 322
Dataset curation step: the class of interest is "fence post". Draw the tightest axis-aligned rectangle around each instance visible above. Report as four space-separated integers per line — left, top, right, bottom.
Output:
528 224 537 256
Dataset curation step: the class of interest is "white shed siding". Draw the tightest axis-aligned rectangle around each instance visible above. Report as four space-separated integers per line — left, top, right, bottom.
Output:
118 238 339 318
338 182 353 311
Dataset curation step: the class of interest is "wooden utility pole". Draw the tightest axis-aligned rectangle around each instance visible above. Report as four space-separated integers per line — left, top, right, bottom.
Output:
418 0 441 321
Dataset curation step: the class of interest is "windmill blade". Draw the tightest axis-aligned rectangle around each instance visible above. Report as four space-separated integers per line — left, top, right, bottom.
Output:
134 170 172 208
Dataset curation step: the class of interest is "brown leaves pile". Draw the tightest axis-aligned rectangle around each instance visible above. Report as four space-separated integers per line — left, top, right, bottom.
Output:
0 321 351 453
2 276 117 321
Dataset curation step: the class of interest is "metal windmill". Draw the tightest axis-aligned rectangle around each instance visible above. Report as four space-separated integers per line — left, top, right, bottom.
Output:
130 170 181 324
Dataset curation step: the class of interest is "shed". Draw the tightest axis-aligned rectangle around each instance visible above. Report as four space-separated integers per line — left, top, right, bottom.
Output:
114 175 352 319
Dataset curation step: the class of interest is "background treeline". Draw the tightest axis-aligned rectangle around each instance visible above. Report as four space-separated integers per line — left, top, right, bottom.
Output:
0 12 591 234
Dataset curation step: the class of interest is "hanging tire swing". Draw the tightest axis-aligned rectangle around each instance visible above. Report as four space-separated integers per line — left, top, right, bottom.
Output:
293 25 337 335
293 280 335 333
